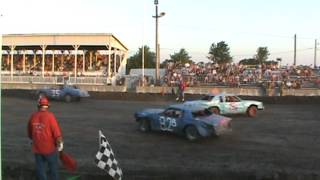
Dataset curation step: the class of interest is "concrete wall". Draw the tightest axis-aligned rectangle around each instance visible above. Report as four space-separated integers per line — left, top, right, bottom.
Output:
1 83 127 92
1 83 320 96
137 86 320 96
136 86 264 96
282 88 320 96
77 84 127 92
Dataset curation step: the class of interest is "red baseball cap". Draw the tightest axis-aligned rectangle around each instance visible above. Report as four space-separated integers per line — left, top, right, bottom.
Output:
38 97 49 107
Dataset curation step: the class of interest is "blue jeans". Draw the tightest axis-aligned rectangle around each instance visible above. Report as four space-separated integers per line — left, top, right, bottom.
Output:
34 151 59 180
176 89 185 101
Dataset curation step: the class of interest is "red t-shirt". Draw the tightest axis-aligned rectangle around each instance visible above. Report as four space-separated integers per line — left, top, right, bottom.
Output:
28 110 62 155
179 82 186 91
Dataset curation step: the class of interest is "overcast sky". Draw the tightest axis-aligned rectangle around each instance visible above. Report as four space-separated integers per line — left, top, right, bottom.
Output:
1 0 320 66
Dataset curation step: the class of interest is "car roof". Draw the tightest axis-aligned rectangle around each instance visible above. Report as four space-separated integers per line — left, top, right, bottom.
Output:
169 104 208 112
208 93 238 97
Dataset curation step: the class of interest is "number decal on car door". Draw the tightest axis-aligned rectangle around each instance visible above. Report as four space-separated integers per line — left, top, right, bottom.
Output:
159 116 177 132
229 102 238 111
52 90 60 97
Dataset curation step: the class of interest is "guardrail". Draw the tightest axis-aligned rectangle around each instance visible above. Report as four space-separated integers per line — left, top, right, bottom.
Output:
0 75 111 85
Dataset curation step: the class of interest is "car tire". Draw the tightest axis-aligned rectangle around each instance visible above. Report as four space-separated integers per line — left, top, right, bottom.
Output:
64 94 72 103
209 107 220 115
139 119 150 132
185 126 200 141
247 106 257 117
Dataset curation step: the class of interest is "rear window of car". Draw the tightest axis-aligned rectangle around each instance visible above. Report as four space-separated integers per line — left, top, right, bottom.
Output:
201 95 214 101
192 109 212 118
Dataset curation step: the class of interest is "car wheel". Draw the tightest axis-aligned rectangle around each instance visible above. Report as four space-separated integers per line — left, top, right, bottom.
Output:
64 94 72 103
209 107 220 114
185 126 200 141
247 106 257 117
139 119 150 132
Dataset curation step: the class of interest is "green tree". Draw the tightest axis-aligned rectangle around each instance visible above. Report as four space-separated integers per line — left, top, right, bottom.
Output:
160 59 174 68
265 60 278 66
170 48 193 64
255 47 270 64
239 58 259 65
126 46 155 74
207 41 232 64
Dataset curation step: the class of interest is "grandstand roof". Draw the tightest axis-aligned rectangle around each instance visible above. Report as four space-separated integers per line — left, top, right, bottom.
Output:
1 33 128 52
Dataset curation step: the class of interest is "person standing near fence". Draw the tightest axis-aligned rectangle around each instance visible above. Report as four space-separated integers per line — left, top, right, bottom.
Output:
176 78 186 102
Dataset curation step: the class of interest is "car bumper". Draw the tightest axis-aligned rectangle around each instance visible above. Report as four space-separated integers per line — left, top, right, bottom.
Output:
198 125 232 137
258 104 264 110
80 91 90 97
214 126 232 136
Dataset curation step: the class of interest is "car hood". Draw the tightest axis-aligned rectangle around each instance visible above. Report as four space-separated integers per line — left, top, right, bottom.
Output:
143 108 164 113
137 108 164 115
184 100 209 106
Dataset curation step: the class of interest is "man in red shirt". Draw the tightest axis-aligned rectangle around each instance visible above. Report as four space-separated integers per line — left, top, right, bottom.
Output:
176 79 186 102
28 97 63 180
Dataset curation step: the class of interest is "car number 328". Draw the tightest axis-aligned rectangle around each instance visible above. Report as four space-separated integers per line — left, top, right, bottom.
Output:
159 116 177 132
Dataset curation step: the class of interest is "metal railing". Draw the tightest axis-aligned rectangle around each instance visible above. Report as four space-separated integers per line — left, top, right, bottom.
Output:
0 75 112 85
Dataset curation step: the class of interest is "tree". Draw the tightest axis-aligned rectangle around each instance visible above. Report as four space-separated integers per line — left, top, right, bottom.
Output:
255 47 270 64
239 58 259 65
126 46 155 74
160 59 174 68
265 60 278 66
207 41 232 64
169 48 193 64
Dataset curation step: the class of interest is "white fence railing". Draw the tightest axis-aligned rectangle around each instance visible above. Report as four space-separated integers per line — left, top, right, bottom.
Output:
1 75 113 85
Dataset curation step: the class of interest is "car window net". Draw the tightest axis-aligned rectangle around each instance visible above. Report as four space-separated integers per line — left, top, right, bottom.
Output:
201 96 214 101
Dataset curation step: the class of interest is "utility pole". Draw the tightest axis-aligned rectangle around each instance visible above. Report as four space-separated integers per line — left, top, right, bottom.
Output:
315 39 318 68
293 34 297 66
155 1 159 83
153 0 165 85
0 13 3 180
142 45 144 86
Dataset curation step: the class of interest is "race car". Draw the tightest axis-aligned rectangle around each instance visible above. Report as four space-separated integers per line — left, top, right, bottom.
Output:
35 84 90 102
184 93 264 117
134 104 232 141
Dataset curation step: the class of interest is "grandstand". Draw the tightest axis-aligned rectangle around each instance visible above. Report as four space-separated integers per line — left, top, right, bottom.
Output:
1 33 128 81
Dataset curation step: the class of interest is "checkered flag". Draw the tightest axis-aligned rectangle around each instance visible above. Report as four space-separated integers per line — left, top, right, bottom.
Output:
94 130 123 180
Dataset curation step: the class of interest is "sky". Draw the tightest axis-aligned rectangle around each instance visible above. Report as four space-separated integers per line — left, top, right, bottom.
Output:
1 0 320 66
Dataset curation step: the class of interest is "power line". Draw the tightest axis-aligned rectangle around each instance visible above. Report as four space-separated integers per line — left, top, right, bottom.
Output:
161 24 318 40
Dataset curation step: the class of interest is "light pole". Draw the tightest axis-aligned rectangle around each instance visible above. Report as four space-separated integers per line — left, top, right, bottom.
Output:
0 13 3 180
314 39 318 69
153 0 165 84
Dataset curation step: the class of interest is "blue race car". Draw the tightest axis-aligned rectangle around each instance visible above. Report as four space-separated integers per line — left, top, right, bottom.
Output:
134 104 232 141
36 84 90 102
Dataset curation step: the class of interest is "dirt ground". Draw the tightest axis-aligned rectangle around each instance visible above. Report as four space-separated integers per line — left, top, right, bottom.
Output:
2 92 320 180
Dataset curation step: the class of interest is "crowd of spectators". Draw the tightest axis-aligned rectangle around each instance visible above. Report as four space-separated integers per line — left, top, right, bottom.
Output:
1 53 120 77
161 61 320 89
2 53 320 89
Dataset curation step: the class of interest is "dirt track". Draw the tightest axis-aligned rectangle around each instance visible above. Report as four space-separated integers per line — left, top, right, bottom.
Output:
2 93 320 180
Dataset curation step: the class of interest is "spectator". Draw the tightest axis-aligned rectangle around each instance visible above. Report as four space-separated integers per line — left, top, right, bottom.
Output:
176 78 186 102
